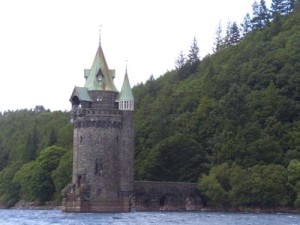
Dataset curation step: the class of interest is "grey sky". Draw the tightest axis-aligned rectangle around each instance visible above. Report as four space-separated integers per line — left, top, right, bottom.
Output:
0 0 271 112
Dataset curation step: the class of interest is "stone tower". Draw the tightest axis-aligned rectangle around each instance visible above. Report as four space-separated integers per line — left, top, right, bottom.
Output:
62 42 134 212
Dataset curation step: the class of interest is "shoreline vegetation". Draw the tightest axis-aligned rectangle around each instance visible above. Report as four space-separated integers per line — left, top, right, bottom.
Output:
1 201 299 214
9 201 61 210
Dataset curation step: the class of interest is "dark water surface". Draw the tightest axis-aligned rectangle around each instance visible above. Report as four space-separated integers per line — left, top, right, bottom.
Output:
0 209 300 225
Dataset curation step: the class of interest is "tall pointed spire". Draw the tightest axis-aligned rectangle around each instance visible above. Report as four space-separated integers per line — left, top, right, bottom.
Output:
83 27 117 92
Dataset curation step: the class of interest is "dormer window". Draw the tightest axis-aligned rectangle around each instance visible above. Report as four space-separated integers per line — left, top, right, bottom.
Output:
96 70 103 82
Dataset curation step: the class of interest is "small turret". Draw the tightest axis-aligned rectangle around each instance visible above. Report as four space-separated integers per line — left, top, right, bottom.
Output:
117 68 134 111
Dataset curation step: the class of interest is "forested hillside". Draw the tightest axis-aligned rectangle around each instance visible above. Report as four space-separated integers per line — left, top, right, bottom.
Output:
0 0 300 210
133 5 300 208
0 106 72 207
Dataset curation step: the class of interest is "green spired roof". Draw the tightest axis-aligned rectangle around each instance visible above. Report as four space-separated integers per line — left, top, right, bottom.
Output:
117 70 134 101
84 44 117 92
70 86 92 102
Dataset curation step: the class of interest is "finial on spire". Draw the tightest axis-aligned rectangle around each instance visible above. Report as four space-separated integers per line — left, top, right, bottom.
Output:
125 59 128 74
99 25 102 46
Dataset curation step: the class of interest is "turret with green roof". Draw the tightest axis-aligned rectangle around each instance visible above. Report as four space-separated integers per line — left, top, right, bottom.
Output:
117 68 134 111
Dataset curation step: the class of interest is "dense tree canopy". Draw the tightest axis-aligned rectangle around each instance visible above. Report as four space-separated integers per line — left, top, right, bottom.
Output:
0 108 72 206
133 9 300 208
0 3 299 210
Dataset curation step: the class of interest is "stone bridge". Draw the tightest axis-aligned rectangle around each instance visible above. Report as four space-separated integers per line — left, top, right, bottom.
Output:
132 181 203 211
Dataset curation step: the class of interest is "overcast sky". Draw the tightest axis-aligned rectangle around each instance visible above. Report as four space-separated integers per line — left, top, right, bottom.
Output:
0 0 271 112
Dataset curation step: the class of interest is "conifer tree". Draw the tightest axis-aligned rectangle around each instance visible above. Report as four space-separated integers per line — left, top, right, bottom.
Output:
252 1 262 29
175 51 188 80
23 126 39 162
0 145 8 171
224 21 232 47
175 50 186 70
176 38 200 80
271 0 290 16
260 0 270 25
289 0 294 10
272 0 282 14
187 37 200 74
241 13 252 37
188 37 200 66
232 22 241 44
269 12 283 35
213 21 224 53
48 128 57 147
224 21 240 47
252 0 270 29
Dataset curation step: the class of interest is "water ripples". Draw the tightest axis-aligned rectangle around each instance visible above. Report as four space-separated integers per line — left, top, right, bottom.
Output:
0 210 300 225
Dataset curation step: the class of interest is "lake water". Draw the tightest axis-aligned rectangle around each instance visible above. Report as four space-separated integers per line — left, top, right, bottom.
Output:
0 209 300 225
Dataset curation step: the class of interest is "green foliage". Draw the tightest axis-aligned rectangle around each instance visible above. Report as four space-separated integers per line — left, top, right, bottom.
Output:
0 107 72 206
0 6 299 210
134 11 300 209
198 163 231 207
213 21 224 52
12 146 68 204
287 160 300 207
175 38 200 80
135 133 207 182
0 145 8 171
48 128 57 147
23 126 39 162
52 150 72 202
252 0 270 30
0 162 21 207
199 164 290 208
230 164 290 207
224 22 240 46
13 162 36 201
241 13 252 36
198 174 230 207
29 146 67 203
271 0 291 16
0 108 72 164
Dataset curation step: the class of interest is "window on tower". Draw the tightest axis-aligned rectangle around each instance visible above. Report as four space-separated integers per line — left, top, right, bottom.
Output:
96 70 103 82
95 159 103 176
94 159 99 175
